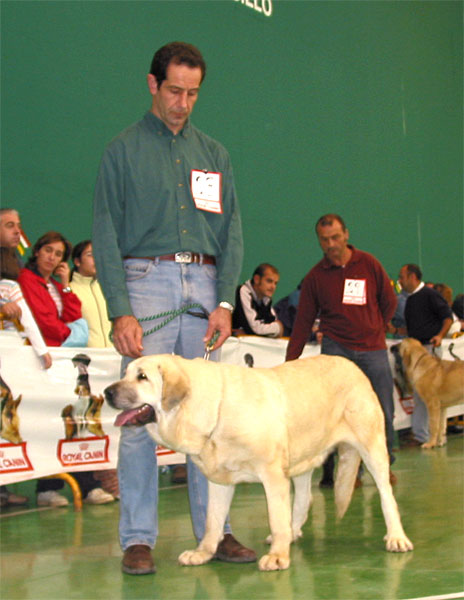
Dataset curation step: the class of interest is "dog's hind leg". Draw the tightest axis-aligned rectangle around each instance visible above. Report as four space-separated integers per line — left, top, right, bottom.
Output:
178 481 235 566
334 443 361 520
421 402 441 449
358 440 413 553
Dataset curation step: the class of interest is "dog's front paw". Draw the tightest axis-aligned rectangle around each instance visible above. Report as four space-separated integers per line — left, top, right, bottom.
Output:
384 534 414 553
258 553 290 571
178 549 214 566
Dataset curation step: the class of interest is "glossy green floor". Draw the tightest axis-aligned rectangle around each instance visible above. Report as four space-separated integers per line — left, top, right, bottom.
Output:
1 434 463 600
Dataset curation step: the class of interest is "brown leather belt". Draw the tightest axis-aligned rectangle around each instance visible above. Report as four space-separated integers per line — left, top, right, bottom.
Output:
124 252 216 265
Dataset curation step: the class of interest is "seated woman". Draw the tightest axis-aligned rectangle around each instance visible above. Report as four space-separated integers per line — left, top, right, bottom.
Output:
70 240 113 348
18 232 113 506
18 231 88 347
0 247 52 368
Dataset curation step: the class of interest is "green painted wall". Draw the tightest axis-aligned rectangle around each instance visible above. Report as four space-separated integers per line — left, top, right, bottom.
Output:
1 0 462 299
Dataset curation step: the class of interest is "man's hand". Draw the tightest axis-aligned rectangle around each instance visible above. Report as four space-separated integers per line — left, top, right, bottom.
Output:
112 315 144 358
203 306 232 351
430 334 443 347
1 301 22 320
430 317 453 347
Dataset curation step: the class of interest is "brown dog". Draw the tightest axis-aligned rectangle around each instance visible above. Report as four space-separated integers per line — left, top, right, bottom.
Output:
0 375 22 444
392 338 464 448
84 394 105 437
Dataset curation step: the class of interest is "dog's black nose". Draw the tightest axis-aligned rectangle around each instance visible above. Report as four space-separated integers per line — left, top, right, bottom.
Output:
104 384 115 406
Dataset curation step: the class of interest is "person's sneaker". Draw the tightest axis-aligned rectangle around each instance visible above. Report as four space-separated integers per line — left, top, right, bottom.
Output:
37 491 69 507
84 488 115 505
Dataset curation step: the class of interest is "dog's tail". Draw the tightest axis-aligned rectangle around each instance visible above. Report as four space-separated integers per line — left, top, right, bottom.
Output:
334 443 361 520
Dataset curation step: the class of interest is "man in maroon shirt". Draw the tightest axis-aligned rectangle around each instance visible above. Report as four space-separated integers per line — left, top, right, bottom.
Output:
286 214 397 486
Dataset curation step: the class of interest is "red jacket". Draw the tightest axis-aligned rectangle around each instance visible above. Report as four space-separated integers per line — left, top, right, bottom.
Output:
18 267 82 346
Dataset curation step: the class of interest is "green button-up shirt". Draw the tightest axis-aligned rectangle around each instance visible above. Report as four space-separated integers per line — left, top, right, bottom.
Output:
92 112 243 319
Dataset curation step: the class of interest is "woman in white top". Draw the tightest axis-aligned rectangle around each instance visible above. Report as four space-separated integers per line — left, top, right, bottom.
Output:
0 248 52 368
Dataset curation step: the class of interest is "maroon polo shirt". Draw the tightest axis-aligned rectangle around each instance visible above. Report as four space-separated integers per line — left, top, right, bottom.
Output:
286 245 396 360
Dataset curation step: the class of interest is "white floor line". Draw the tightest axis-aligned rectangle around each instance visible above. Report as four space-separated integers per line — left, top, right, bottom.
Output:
403 593 464 600
0 505 60 518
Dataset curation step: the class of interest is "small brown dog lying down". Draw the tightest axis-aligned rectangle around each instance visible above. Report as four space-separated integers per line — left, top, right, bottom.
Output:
105 354 413 571
391 338 464 448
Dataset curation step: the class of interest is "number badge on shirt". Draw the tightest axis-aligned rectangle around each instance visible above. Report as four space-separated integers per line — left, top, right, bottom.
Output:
191 170 222 214
342 278 367 305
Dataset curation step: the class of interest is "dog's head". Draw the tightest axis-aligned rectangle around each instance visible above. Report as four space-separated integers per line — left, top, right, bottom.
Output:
390 342 411 395
104 355 190 428
391 338 427 394
1 392 23 444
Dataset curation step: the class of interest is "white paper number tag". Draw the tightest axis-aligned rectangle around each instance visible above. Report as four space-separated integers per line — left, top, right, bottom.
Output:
342 278 367 305
191 170 222 214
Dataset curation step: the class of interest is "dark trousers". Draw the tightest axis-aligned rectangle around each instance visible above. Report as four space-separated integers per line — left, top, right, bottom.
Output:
36 472 98 497
320 336 395 479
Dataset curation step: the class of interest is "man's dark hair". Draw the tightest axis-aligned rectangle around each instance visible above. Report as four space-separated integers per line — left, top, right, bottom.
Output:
404 263 422 281
252 263 279 279
315 214 347 233
149 42 206 88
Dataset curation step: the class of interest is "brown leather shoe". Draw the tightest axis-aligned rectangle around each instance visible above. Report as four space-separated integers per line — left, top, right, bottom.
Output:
389 470 397 485
171 465 187 484
401 438 423 448
122 545 156 575
214 534 257 563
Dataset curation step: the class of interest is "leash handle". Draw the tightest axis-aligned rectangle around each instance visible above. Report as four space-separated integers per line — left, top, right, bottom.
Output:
203 330 220 360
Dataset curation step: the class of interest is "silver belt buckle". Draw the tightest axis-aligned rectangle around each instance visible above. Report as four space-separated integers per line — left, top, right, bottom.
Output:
175 251 192 264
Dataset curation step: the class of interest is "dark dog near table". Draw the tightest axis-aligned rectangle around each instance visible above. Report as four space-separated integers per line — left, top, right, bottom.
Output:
391 338 464 448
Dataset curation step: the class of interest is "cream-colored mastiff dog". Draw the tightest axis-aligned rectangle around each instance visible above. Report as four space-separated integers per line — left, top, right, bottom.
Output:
105 354 413 571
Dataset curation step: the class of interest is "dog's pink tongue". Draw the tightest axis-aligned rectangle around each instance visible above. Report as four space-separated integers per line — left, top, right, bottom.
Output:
114 404 155 427
114 409 142 427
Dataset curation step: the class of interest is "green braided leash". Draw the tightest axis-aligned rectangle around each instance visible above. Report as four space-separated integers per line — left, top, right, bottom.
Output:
138 303 208 338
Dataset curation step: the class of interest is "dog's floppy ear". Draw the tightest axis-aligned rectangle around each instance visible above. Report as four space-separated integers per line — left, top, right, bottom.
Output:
158 362 190 412
400 340 414 370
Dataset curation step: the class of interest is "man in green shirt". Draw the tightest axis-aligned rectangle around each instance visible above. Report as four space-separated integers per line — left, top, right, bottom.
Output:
93 42 254 575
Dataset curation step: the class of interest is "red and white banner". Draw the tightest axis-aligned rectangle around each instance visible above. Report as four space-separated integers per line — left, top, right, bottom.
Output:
1 331 463 485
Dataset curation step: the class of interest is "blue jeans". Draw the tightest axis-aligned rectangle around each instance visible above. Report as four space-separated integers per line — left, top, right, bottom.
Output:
118 258 231 550
321 336 395 465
